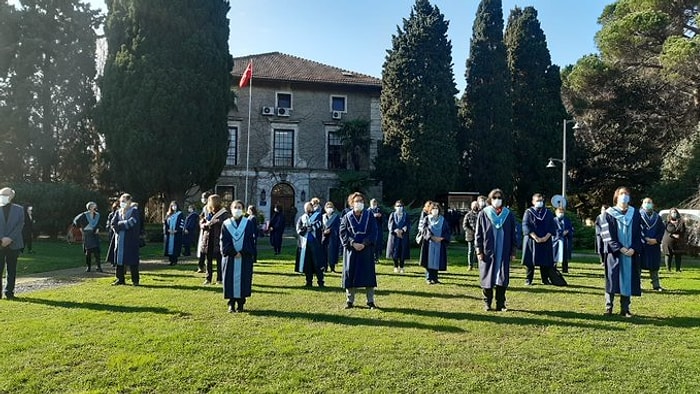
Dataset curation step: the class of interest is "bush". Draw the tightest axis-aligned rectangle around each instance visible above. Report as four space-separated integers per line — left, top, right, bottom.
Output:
12 182 108 239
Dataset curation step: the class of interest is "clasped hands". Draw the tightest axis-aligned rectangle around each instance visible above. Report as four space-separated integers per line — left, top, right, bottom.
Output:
619 247 635 256
352 242 366 251
1 237 12 248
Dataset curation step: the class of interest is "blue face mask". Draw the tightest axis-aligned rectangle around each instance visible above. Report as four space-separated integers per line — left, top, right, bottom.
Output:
534 201 544 209
620 194 630 204
643 202 653 211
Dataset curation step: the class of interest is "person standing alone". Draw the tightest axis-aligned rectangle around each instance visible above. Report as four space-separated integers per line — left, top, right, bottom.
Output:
0 187 24 299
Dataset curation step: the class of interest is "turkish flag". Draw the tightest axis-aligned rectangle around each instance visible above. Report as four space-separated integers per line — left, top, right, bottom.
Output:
239 61 252 88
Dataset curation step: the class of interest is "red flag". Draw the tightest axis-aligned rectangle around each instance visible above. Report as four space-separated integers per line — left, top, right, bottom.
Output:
239 61 252 88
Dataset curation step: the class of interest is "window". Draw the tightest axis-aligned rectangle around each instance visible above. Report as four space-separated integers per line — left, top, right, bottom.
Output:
215 185 235 203
273 129 294 167
327 131 345 169
226 126 238 165
277 92 292 109
331 96 346 112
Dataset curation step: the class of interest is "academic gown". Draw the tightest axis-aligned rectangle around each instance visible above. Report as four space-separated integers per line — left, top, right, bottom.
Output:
601 207 642 297
521 207 556 268
553 216 574 262
268 211 286 249
322 212 341 268
182 212 200 247
163 211 184 257
221 217 256 299
386 211 411 260
295 212 327 273
594 213 607 257
107 205 140 266
73 211 101 252
476 207 517 289
640 210 664 271
340 210 378 289
419 215 451 271
369 206 384 253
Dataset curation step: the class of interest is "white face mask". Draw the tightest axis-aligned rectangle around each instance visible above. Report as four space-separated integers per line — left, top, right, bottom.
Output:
201 198 207 204
395 206 403 213
325 208 334 215
171 205 177 211
232 208 243 219
353 202 364 212
0 195 9 206
120 201 128 209
188 208 194 213
431 209 439 216
556 213 564 219
534 201 544 208
491 199 503 208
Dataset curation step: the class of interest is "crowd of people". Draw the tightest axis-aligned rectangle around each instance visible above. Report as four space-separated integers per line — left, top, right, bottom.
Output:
0 185 692 318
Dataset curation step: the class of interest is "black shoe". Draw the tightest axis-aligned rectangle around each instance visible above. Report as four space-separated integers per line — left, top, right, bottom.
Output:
604 308 613 316
304 283 312 288
496 306 507 312
318 283 325 288
111 280 126 286
484 304 493 311
5 293 15 300
345 302 353 309
621 311 633 318
132 282 140 286
236 306 244 313
367 302 378 310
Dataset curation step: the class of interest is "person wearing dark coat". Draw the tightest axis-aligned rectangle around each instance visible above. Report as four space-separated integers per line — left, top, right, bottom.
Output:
295 202 326 287
107 193 141 286
221 200 257 313
521 193 556 285
0 187 24 300
594 205 610 267
462 201 480 271
268 204 285 255
105 201 119 267
199 194 229 285
369 199 384 264
476 189 517 312
73 201 102 272
386 200 410 273
640 198 664 291
553 207 574 273
340 192 378 309
419 202 451 284
662 207 686 272
163 201 184 266
322 202 341 273
246 205 259 262
22 205 35 253
182 204 199 257
600 187 642 317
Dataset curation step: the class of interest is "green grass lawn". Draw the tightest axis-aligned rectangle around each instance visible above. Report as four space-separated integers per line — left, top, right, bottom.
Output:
2 238 700 393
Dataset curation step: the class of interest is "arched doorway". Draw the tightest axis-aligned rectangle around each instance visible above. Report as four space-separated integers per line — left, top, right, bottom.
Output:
271 183 296 227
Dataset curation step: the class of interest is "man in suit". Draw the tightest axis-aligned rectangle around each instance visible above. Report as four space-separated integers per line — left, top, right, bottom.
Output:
0 187 25 300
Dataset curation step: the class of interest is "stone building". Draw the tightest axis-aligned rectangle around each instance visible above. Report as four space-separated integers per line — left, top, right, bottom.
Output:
217 52 382 225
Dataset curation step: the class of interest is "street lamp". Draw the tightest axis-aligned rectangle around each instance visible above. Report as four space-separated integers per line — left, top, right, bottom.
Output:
546 119 581 206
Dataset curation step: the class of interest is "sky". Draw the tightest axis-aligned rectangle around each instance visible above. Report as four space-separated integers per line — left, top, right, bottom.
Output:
11 0 612 94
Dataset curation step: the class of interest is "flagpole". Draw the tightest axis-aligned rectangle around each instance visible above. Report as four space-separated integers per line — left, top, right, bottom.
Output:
244 61 252 206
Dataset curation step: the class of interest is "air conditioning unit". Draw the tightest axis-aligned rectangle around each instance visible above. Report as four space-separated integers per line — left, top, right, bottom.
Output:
332 111 342 120
277 107 291 117
261 106 275 116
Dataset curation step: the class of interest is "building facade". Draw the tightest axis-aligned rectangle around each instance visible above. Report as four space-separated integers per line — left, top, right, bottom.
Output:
217 52 382 225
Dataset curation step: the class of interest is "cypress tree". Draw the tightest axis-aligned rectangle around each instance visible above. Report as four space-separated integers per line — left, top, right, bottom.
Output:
377 0 459 202
504 6 567 210
98 0 233 202
459 0 513 197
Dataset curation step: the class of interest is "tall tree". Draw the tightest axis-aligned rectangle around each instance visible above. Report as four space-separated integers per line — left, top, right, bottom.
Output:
0 0 101 184
460 0 513 197
98 0 233 202
504 6 567 210
377 0 458 202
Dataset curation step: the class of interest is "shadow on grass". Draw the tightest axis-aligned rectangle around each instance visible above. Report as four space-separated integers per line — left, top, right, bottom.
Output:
511 284 601 295
519 309 700 328
253 283 339 293
374 288 482 300
381 307 622 331
247 309 465 333
17 297 190 316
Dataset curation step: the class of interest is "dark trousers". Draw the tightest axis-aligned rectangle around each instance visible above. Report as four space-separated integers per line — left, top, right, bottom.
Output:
24 235 33 252
526 265 552 284
305 264 324 286
561 258 569 273
482 286 507 309
204 254 222 282
228 297 246 310
0 248 19 297
393 258 405 268
665 254 682 272
168 255 178 265
85 249 101 269
183 243 192 256
426 268 439 282
116 264 139 284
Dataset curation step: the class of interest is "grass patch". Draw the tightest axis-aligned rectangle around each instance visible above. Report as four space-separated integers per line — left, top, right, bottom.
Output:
2 238 700 392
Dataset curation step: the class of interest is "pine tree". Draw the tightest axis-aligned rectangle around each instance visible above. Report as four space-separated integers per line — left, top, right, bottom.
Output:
98 0 233 202
504 6 567 210
377 0 458 203
459 0 513 198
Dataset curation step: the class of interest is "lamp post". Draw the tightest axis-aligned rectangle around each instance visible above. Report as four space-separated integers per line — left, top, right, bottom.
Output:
547 119 580 206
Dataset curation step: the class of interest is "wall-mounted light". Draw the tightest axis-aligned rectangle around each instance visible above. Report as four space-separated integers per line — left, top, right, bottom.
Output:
300 190 306 202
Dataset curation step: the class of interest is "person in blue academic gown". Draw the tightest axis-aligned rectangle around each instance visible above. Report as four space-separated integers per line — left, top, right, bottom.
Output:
182 204 199 257
221 200 257 313
107 193 141 286
163 201 184 266
73 201 102 272
553 207 575 273
640 197 664 291
340 192 378 309
295 202 326 287
268 204 285 255
594 204 609 267
476 189 517 312
322 201 341 273
369 199 384 264
386 200 410 273
600 186 642 317
419 202 451 284
521 193 556 285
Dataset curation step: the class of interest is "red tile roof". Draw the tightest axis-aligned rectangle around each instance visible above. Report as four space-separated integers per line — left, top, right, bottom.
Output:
232 52 381 88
